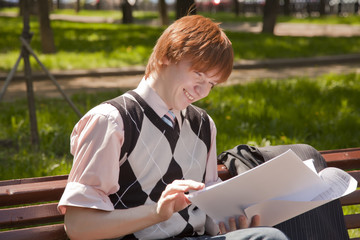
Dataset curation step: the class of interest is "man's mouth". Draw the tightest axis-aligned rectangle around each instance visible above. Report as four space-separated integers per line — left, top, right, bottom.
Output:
183 89 194 101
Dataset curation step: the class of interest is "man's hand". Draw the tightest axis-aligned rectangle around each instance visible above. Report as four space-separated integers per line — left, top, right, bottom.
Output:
156 180 204 221
218 215 260 234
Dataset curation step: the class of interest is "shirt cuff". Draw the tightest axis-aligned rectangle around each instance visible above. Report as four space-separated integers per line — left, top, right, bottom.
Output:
58 182 115 214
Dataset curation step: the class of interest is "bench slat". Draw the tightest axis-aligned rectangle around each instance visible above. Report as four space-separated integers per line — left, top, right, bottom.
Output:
0 175 68 187
0 223 67 240
0 203 63 229
348 170 360 186
344 214 360 229
341 190 360 206
320 148 360 170
0 180 67 207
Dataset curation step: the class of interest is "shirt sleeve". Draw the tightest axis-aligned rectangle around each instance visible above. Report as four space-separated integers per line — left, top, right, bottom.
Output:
58 104 124 214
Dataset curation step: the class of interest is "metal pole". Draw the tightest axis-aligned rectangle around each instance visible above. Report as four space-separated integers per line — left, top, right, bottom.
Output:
20 37 83 118
22 0 40 147
0 54 22 101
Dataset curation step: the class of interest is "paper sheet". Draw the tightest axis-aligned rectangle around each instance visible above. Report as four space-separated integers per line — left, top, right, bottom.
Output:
188 149 357 227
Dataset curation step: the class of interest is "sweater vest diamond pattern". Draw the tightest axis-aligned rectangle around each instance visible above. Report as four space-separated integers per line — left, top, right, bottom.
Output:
105 91 211 239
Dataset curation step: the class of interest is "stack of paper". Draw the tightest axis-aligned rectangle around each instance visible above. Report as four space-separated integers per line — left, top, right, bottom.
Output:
188 149 357 226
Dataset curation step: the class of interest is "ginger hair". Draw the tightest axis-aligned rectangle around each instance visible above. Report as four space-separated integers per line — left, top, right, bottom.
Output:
145 15 233 83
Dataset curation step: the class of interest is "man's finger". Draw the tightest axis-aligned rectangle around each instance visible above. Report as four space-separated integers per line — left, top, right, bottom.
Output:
218 222 227 234
238 215 248 229
228 217 237 231
250 215 260 227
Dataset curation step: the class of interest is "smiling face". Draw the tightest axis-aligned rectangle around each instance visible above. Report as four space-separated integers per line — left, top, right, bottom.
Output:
148 59 220 111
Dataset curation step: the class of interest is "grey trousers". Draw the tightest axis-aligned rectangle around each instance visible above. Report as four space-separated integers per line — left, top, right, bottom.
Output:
182 227 289 240
218 144 350 240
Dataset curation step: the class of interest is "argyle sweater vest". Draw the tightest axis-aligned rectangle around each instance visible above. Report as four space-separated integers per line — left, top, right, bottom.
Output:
106 91 211 240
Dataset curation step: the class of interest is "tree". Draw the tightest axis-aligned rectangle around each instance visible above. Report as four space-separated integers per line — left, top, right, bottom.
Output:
319 0 326 16
37 0 56 53
75 0 80 13
283 0 291 16
122 0 134 24
232 0 240 16
262 0 280 34
159 0 169 26
176 0 196 19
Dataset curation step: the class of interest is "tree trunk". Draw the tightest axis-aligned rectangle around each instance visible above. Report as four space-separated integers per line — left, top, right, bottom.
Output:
122 0 133 24
95 0 100 10
283 0 291 15
159 0 169 26
232 0 240 16
75 0 80 13
262 0 279 34
176 0 196 19
319 0 326 16
37 0 56 54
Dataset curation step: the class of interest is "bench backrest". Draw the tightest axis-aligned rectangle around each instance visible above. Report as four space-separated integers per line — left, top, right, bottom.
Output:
1 148 359 240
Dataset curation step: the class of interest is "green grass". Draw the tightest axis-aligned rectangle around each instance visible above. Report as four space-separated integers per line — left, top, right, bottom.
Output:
0 71 359 237
197 72 360 152
1 72 359 179
1 16 360 72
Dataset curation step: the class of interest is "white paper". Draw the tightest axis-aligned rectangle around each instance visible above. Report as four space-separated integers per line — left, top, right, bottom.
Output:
188 149 357 227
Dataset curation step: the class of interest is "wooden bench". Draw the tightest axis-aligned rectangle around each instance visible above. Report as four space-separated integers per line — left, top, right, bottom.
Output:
1 147 359 240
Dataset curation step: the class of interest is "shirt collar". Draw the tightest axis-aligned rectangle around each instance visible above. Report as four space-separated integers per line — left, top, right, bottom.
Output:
133 77 181 120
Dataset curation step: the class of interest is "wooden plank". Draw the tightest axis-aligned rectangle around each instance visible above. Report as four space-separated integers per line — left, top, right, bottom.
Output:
0 180 67 207
0 224 67 240
0 203 63 228
320 149 360 170
348 170 360 185
0 175 68 187
340 190 360 206
344 214 360 229
320 147 360 155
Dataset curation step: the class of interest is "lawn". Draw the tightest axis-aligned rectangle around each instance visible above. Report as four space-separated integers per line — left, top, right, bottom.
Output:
1 72 359 179
0 71 359 236
0 8 359 237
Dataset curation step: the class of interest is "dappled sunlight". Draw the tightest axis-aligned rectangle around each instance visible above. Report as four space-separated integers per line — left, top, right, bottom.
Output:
196 72 360 152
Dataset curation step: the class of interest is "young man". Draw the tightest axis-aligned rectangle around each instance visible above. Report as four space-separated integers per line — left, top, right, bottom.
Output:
58 15 288 240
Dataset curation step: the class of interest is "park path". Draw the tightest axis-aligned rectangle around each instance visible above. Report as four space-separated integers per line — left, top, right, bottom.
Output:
2 11 360 37
1 61 359 101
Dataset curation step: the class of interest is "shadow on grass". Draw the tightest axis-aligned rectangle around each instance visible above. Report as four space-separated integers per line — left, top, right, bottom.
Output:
196 72 360 152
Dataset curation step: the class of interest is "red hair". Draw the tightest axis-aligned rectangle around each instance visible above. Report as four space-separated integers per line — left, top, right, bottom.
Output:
145 15 233 83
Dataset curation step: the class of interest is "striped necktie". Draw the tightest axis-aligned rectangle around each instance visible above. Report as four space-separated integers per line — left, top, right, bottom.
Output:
162 110 176 128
